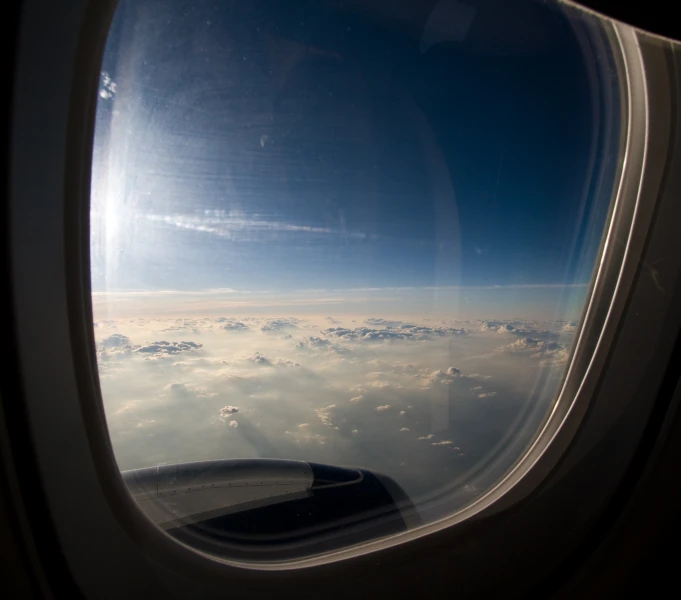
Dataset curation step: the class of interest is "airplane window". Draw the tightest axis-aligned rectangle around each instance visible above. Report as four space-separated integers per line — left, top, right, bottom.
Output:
91 0 624 561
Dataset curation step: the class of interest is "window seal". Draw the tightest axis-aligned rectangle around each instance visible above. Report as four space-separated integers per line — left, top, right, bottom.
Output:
68 4 666 571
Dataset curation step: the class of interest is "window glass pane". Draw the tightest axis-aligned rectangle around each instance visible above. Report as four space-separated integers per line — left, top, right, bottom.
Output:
91 0 622 559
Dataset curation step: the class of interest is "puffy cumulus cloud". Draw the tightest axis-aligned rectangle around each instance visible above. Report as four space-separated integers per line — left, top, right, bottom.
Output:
97 313 577 518
97 337 203 363
315 405 338 429
222 321 249 331
480 320 558 339
364 318 404 327
295 336 334 351
503 337 549 352
500 337 568 364
321 325 468 342
301 336 331 347
260 318 299 332
275 358 300 368
247 352 272 366
496 324 517 334
479 320 521 332
137 340 202 356
99 71 116 100
100 333 131 348
562 321 578 333
425 367 463 385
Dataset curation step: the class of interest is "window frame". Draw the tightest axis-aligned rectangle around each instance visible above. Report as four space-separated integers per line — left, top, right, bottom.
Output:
7 0 681 596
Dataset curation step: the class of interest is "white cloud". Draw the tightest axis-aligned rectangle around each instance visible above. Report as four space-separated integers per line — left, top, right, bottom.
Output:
349 395 364 403
275 358 300 368
364 318 404 327
499 337 568 364
247 352 272 365
223 321 249 331
375 405 391 412
400 427 410 432
480 320 558 339
432 440 454 446
137 340 203 356
418 434 435 440
99 71 116 100
295 336 340 352
315 405 338 429
143 211 375 242
478 392 497 398
100 333 131 348
257 318 300 332
321 325 468 341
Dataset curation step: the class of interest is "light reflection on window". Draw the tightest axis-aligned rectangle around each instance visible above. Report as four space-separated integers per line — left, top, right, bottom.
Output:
92 0 622 551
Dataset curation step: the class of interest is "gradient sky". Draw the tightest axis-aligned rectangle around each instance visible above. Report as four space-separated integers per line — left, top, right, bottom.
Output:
91 0 620 319
90 1 625 529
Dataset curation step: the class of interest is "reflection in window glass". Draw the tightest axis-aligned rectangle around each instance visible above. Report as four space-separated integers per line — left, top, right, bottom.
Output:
91 0 622 557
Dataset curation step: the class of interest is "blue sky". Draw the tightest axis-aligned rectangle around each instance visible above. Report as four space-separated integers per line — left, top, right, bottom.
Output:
91 0 619 319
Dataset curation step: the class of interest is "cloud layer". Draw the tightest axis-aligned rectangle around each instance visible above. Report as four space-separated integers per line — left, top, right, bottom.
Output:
95 314 577 522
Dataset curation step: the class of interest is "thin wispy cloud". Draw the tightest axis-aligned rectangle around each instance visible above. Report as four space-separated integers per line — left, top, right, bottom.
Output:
144 211 376 241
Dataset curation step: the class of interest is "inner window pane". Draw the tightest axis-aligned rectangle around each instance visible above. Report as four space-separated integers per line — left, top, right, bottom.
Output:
91 0 622 558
